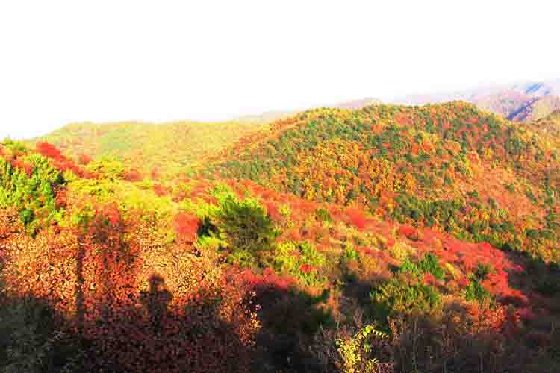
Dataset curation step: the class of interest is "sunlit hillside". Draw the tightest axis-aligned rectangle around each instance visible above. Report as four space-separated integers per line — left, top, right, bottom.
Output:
529 110 560 137
214 102 560 262
2 102 560 372
37 120 270 177
2 0 559 371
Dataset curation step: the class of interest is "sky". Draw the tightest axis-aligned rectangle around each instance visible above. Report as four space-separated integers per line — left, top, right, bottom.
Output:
0 0 559 139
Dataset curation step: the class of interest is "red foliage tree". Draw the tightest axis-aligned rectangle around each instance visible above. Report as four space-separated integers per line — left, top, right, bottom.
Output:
78 153 92 165
36 141 64 160
124 168 143 182
347 207 366 229
153 184 168 196
173 212 199 244
36 141 89 177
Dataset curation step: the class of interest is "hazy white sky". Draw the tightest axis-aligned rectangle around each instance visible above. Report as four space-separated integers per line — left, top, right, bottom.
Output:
1 0 559 139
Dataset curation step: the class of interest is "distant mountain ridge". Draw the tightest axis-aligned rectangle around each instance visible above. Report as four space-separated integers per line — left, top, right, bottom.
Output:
33 79 560 177
233 98 382 122
396 79 560 121
232 80 560 123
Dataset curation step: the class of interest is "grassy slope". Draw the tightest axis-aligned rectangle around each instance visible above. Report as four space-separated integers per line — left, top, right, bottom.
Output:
37 120 270 177
528 110 560 138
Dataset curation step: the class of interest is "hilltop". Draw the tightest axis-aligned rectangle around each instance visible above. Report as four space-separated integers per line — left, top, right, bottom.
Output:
34 99 385 175
36 120 270 177
213 101 560 262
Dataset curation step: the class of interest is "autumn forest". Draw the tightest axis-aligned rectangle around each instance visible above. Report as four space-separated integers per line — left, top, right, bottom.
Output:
2 93 560 373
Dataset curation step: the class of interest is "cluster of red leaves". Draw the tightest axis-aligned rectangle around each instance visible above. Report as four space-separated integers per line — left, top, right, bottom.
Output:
123 168 143 182
398 224 420 240
357 246 396 267
96 203 122 226
405 229 528 306
152 183 169 196
173 212 199 244
423 272 438 286
36 141 64 159
465 302 519 336
299 263 316 274
239 268 295 292
54 186 68 209
234 179 318 216
264 200 281 221
36 141 90 177
151 167 160 180
10 157 34 176
346 207 367 229
78 153 92 165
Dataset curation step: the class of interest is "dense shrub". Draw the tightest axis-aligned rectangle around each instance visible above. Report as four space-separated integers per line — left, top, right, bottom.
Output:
212 193 276 264
335 324 387 373
399 253 445 281
465 278 492 303
0 151 65 233
373 277 441 318
273 241 327 287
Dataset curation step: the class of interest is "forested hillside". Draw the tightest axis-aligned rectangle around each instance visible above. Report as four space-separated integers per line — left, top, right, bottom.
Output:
214 102 560 262
2 102 560 372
